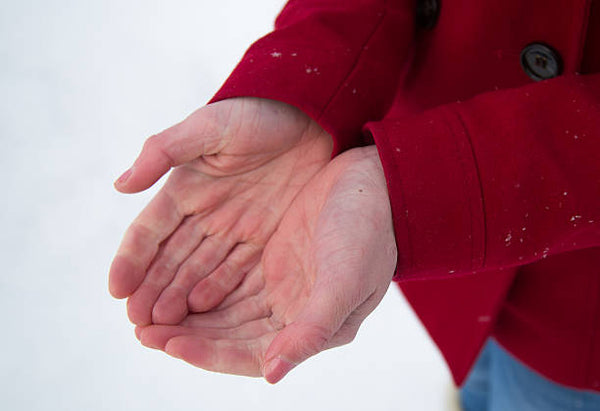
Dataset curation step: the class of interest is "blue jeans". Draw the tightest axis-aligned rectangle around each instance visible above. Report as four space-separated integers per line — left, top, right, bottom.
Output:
459 339 600 411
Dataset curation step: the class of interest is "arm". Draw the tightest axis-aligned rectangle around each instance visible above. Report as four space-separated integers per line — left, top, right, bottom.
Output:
366 73 600 279
211 0 416 154
114 0 413 380
110 0 415 326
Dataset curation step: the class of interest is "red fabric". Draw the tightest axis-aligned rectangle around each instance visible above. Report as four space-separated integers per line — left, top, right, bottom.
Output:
211 0 416 154
210 0 600 390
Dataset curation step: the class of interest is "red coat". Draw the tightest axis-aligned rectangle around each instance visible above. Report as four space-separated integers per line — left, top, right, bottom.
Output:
211 0 600 390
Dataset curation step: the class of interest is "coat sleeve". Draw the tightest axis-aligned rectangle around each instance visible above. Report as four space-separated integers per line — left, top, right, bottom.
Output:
209 0 416 154
365 74 600 280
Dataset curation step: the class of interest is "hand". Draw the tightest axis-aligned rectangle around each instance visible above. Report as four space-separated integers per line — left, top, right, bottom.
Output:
109 97 332 326
137 146 397 383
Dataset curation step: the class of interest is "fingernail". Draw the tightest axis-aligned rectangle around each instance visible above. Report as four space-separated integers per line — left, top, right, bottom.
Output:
264 358 296 384
115 167 133 185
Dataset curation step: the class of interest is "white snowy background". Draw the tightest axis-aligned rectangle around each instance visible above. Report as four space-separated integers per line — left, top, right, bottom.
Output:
0 1 451 410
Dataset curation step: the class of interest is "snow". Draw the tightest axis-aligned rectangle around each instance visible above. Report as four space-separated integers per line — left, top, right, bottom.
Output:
542 247 551 258
0 1 449 411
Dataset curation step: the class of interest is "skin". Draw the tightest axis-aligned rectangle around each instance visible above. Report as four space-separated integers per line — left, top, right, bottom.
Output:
109 97 332 325
109 97 397 383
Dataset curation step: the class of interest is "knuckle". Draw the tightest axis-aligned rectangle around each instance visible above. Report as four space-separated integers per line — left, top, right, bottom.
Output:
143 134 161 151
198 105 229 153
337 329 358 347
175 262 200 285
143 131 177 163
146 261 174 284
296 324 330 356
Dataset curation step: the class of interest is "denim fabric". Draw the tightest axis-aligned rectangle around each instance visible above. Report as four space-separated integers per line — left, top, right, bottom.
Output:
460 339 600 411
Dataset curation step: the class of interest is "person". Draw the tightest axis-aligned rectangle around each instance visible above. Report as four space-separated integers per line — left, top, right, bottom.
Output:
109 0 600 409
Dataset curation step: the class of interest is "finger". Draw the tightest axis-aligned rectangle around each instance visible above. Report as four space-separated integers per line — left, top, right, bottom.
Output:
181 293 269 329
134 326 143 341
164 334 274 377
114 106 225 193
140 318 274 350
215 265 266 310
187 243 261 313
262 281 361 384
139 325 193 350
151 235 234 324
109 191 183 299
126 215 206 325
324 289 384 350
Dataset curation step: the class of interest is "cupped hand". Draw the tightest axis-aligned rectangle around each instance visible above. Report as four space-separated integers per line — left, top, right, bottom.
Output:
108 98 332 326
137 145 398 383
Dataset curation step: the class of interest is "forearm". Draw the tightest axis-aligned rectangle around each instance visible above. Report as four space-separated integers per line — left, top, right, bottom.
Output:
210 0 416 154
366 73 600 279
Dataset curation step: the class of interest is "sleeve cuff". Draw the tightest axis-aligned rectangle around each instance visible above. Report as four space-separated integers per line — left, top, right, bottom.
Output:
209 1 415 155
365 106 486 280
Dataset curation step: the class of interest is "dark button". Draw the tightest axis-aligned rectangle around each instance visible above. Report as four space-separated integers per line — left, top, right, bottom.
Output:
520 43 563 81
416 0 440 30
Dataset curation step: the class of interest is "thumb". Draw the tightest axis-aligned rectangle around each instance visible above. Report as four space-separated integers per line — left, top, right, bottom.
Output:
262 282 358 384
114 106 226 193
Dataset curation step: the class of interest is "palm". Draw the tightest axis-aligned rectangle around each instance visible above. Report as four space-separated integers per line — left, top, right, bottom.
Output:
109 98 332 326
137 146 397 383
